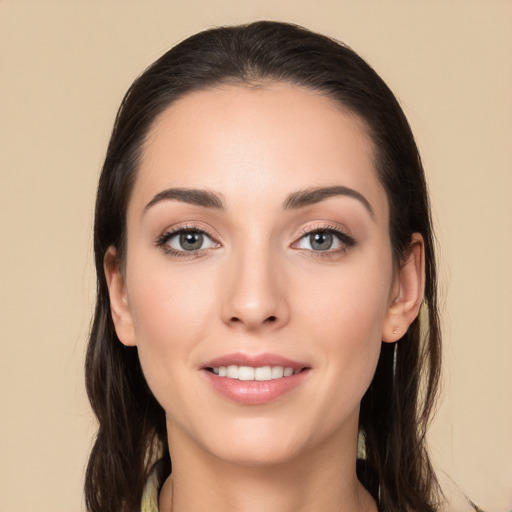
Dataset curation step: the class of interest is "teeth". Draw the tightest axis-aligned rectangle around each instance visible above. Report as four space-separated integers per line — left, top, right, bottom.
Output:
211 365 300 381
255 366 271 381
227 365 239 378
238 366 255 381
271 366 284 379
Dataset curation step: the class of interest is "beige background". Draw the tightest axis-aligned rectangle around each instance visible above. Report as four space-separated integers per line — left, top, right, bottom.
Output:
1 1 511 511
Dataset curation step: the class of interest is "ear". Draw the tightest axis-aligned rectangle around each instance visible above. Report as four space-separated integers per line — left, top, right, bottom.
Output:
104 246 137 346
382 233 425 343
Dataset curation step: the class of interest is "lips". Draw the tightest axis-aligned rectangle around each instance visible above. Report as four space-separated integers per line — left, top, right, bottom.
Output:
201 353 310 405
203 352 307 370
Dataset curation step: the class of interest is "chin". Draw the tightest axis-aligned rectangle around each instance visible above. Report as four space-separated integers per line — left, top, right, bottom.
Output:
210 436 305 468
181 414 312 467
190 409 355 469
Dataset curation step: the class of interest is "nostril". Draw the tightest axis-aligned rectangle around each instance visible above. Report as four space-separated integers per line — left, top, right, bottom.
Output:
227 315 278 326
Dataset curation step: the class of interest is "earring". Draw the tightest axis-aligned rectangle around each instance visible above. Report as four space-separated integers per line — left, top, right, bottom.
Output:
392 326 399 335
392 342 398 379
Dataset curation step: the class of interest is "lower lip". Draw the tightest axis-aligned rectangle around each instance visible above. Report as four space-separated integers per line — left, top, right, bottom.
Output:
203 369 310 405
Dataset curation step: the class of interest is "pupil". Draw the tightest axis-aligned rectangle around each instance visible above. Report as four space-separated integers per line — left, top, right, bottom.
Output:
180 232 203 251
310 232 333 251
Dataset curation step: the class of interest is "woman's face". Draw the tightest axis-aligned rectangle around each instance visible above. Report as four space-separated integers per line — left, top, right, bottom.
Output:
107 84 410 466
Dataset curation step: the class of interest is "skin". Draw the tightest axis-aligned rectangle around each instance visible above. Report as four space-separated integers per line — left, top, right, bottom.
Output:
105 83 424 512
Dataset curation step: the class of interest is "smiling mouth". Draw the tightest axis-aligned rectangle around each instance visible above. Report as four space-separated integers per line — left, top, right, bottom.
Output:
206 365 306 381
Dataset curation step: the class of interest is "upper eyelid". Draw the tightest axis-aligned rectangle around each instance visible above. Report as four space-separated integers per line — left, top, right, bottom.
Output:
155 221 355 247
292 222 354 240
155 223 221 250
291 223 357 251
158 222 219 238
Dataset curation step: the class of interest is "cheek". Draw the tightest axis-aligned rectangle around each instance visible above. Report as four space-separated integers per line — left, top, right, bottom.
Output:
294 257 392 392
296 257 392 340
131 273 213 339
125 258 218 410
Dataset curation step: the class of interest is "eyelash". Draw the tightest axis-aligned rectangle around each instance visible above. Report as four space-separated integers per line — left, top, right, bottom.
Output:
155 224 219 258
155 223 357 259
292 224 357 259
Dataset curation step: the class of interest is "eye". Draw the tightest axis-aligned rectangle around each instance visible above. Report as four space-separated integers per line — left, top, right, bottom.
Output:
157 228 219 255
293 228 356 254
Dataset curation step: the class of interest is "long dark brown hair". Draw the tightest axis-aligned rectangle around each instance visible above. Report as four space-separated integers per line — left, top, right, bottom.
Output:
85 21 442 512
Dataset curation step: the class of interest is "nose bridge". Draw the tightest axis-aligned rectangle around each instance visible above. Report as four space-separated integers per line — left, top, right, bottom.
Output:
222 235 288 330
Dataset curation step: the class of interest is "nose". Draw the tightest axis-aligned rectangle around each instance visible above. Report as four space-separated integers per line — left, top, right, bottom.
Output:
221 246 290 332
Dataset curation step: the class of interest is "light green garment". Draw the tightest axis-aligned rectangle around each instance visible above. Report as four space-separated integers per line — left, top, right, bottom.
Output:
140 467 159 512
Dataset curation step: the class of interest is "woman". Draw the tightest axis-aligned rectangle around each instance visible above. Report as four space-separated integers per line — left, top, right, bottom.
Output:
85 21 452 512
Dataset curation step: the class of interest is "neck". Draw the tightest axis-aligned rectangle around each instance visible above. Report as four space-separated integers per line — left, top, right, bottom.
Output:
159 421 377 512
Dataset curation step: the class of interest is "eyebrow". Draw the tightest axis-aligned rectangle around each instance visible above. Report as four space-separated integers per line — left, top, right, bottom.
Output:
144 188 225 212
283 186 374 218
143 185 374 218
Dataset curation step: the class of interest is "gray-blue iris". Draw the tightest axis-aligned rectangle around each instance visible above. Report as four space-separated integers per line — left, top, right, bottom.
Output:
310 232 333 251
180 232 204 251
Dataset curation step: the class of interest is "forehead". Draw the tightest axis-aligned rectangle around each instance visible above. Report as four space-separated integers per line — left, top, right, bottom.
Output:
131 83 388 221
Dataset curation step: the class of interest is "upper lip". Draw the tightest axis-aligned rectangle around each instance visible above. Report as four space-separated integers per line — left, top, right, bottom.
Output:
202 353 308 370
